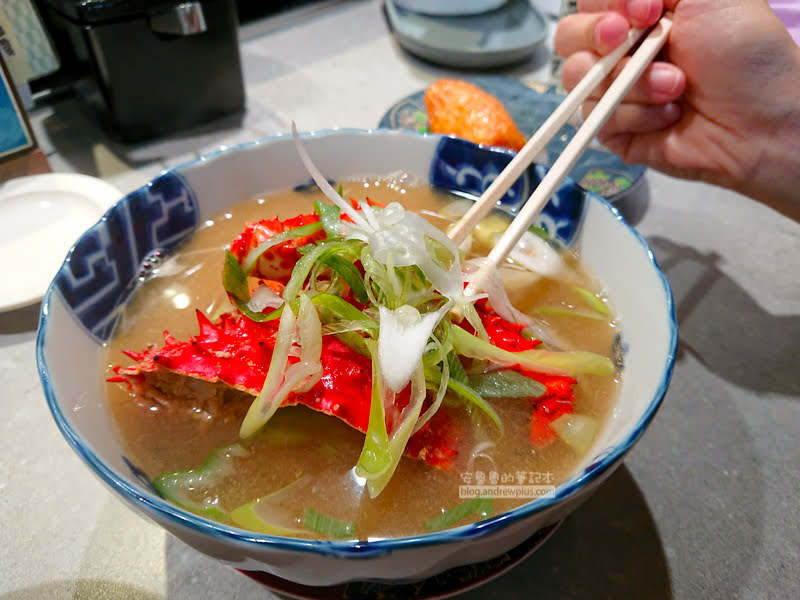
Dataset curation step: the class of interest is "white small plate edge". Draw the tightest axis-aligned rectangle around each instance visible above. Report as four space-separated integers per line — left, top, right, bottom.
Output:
0 172 122 312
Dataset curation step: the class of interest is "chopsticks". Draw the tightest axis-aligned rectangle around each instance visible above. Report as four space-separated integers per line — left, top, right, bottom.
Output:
453 16 673 295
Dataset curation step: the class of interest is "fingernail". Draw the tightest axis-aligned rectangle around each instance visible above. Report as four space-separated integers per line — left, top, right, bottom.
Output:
595 14 628 49
650 64 681 95
627 0 658 26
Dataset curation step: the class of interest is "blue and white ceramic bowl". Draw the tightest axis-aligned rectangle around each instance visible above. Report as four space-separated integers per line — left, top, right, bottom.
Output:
37 129 677 586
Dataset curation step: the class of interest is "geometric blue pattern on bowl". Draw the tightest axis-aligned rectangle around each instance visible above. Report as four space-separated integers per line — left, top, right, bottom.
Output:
53 171 198 343
430 136 585 247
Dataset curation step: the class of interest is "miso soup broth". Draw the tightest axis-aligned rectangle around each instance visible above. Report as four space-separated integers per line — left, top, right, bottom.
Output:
105 176 621 540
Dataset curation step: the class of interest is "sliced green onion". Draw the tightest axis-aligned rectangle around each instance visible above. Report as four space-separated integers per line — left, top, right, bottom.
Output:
230 477 310 536
320 253 368 304
573 286 610 315
153 443 248 520
426 367 503 434
240 295 322 438
360 246 393 307
354 339 392 481
528 224 549 239
222 250 250 303
469 370 547 398
230 500 304 536
447 351 469 385
516 348 615 376
314 199 342 239
421 322 451 369
415 336 450 433
302 508 356 539
311 293 376 328
451 325 614 376
312 293 375 355
550 413 598 454
365 362 427 498
384 252 403 300
333 330 371 356
535 306 606 321
397 263 436 308
291 293 324 393
461 301 489 341
306 239 363 298
423 496 494 532
236 295 309 324
321 320 373 336
283 241 348 301
243 221 323 274
240 301 296 438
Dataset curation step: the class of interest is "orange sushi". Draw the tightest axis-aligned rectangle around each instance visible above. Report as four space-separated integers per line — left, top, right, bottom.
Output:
424 79 527 152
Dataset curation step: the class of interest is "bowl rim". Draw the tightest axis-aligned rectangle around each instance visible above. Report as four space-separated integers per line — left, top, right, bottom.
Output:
37 127 678 558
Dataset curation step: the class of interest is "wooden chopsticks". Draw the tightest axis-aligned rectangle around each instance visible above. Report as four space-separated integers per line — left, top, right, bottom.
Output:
452 16 673 295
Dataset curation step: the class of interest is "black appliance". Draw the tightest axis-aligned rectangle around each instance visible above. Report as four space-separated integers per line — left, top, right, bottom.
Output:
38 0 245 142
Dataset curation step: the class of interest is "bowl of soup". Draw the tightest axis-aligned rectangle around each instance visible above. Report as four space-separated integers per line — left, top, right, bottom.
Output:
37 128 676 587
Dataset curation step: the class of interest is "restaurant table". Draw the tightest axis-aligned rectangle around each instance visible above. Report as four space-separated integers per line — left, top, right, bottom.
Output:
1 1 798 598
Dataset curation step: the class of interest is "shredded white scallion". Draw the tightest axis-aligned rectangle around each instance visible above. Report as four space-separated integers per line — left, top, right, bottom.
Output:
239 294 322 438
291 122 372 232
509 231 569 279
378 303 450 393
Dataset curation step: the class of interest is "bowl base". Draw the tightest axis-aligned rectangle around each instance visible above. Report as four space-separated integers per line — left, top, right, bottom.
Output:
236 520 561 599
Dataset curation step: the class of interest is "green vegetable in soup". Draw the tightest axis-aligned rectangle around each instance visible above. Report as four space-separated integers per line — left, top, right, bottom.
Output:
469 370 547 398
302 508 357 539
230 477 310 536
423 496 495 532
153 443 248 519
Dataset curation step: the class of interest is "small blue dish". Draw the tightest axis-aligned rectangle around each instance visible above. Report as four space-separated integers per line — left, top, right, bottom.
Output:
378 76 646 202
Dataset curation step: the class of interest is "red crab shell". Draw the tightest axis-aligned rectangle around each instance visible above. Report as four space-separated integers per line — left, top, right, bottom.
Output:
229 213 325 283
111 309 463 468
110 303 577 468
228 198 385 284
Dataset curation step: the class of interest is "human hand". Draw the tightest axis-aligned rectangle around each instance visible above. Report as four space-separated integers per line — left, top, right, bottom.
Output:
554 0 800 219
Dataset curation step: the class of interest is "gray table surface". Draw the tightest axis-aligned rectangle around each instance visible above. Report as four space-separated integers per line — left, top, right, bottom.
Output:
1 2 798 598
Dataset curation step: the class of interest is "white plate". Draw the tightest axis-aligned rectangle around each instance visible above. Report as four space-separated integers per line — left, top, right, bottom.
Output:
0 173 121 312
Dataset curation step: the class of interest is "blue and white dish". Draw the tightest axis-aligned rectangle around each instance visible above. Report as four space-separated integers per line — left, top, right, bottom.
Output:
379 76 647 202
38 129 677 587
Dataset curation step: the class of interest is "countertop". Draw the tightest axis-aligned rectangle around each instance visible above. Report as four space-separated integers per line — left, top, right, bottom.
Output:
1 1 798 598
